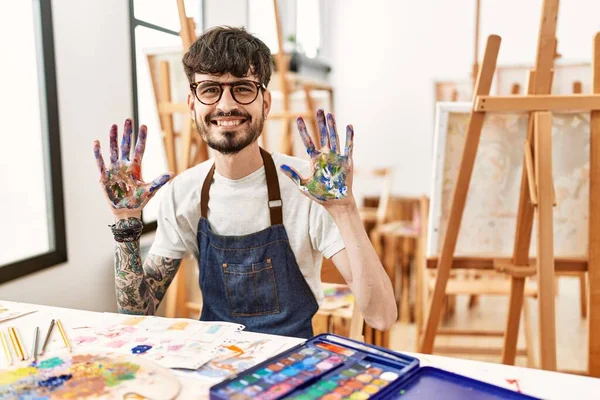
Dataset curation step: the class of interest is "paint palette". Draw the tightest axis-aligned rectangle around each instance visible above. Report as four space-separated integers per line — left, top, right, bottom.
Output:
209 334 540 400
0 352 181 399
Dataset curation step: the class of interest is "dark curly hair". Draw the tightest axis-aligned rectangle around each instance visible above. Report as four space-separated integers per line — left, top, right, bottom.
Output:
182 26 272 87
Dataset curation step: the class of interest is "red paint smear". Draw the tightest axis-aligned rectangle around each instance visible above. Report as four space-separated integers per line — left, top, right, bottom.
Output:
506 378 521 393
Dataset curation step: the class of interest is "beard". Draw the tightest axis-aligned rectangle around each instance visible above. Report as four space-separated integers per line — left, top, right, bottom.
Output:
194 109 265 155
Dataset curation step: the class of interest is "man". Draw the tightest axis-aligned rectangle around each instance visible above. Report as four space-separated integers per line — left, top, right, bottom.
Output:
93 26 396 339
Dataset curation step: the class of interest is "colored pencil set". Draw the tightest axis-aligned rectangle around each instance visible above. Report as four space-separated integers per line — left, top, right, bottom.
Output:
0 319 71 365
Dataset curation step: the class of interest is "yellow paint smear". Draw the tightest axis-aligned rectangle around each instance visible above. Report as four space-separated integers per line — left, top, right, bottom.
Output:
0 366 38 385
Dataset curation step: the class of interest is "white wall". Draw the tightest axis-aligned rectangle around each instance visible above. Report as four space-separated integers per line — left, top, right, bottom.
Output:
0 0 133 311
324 0 600 197
204 0 248 28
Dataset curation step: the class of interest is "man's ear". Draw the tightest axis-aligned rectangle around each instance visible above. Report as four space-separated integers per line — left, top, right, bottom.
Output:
262 89 272 118
187 93 195 117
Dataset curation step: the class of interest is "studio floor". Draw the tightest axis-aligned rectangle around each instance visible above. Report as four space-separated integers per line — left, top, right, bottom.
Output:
389 276 588 372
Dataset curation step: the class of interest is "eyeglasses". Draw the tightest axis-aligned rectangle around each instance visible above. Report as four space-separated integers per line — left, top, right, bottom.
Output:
190 80 266 105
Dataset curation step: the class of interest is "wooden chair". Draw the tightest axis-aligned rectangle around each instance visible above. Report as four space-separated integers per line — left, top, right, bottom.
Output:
368 197 421 322
312 282 364 342
356 168 394 234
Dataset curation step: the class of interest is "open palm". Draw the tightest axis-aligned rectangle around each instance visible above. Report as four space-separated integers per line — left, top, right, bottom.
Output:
280 109 354 204
93 119 173 217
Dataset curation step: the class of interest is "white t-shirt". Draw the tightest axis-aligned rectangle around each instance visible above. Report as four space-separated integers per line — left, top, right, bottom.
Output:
148 152 346 305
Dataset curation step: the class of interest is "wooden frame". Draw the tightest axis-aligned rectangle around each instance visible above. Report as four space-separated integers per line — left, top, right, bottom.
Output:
420 0 600 375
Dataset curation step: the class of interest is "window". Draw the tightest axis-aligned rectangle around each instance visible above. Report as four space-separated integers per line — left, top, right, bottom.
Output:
248 0 322 57
0 0 67 283
295 0 321 58
129 0 203 232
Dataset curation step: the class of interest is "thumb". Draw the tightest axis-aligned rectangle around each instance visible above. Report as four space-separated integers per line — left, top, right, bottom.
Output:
140 172 175 204
280 164 303 187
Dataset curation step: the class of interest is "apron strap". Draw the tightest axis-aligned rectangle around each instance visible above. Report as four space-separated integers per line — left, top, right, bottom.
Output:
200 163 215 219
200 148 283 226
261 147 283 225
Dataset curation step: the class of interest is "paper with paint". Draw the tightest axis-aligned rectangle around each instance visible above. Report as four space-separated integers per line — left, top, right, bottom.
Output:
176 331 303 382
44 314 244 370
0 303 36 323
0 352 180 399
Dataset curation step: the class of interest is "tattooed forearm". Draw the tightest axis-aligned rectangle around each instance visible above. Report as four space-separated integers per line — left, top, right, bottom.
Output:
113 220 181 315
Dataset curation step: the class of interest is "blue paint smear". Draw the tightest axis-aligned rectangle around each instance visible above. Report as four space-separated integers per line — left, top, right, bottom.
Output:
37 373 72 390
131 344 152 354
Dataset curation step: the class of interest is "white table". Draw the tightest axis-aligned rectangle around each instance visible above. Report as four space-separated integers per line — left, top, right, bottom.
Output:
1 301 599 399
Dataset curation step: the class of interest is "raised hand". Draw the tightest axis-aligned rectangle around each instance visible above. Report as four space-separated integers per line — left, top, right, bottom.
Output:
93 119 174 218
280 109 354 206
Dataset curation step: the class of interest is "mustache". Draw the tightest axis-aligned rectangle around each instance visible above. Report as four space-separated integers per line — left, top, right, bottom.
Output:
205 110 251 124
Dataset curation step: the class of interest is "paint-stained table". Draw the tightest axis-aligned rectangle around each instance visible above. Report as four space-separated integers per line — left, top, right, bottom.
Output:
1 301 599 399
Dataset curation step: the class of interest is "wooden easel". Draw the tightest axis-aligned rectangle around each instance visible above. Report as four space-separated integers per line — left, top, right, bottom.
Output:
156 0 210 319
267 0 335 155
420 0 600 375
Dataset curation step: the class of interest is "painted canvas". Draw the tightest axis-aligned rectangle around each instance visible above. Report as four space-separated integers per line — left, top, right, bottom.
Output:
427 102 589 258
0 352 180 399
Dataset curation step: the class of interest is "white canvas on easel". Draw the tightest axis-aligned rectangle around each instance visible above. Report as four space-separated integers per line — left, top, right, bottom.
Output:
495 61 592 95
427 101 590 259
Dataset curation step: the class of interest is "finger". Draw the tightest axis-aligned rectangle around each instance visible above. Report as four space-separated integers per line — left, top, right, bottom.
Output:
109 124 118 164
93 140 107 182
132 124 147 165
344 124 354 159
121 118 133 161
297 117 318 157
280 164 303 186
316 109 329 148
326 113 339 153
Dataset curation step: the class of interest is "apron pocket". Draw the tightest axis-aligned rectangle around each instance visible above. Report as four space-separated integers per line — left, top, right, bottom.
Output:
222 258 280 316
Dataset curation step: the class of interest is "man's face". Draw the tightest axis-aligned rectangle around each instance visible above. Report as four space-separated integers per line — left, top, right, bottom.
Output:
188 72 271 155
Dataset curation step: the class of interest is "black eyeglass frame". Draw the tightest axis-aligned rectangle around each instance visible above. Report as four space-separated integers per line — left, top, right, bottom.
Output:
189 79 267 105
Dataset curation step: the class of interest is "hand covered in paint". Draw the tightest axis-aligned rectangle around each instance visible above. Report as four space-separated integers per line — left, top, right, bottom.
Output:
93 119 174 219
280 109 354 207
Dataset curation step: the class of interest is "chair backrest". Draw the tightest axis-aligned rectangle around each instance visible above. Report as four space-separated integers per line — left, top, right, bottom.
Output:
355 167 394 227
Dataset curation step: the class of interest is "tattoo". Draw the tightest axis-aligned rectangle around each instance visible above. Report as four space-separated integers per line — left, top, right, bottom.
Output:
113 219 181 315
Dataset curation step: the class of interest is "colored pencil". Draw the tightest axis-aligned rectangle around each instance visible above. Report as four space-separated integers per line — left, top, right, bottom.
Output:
32 326 39 361
13 327 27 360
39 319 55 355
0 331 12 365
56 319 71 352
8 327 24 361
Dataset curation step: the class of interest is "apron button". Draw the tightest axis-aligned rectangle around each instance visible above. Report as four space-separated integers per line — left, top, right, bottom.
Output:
222 263 228 268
